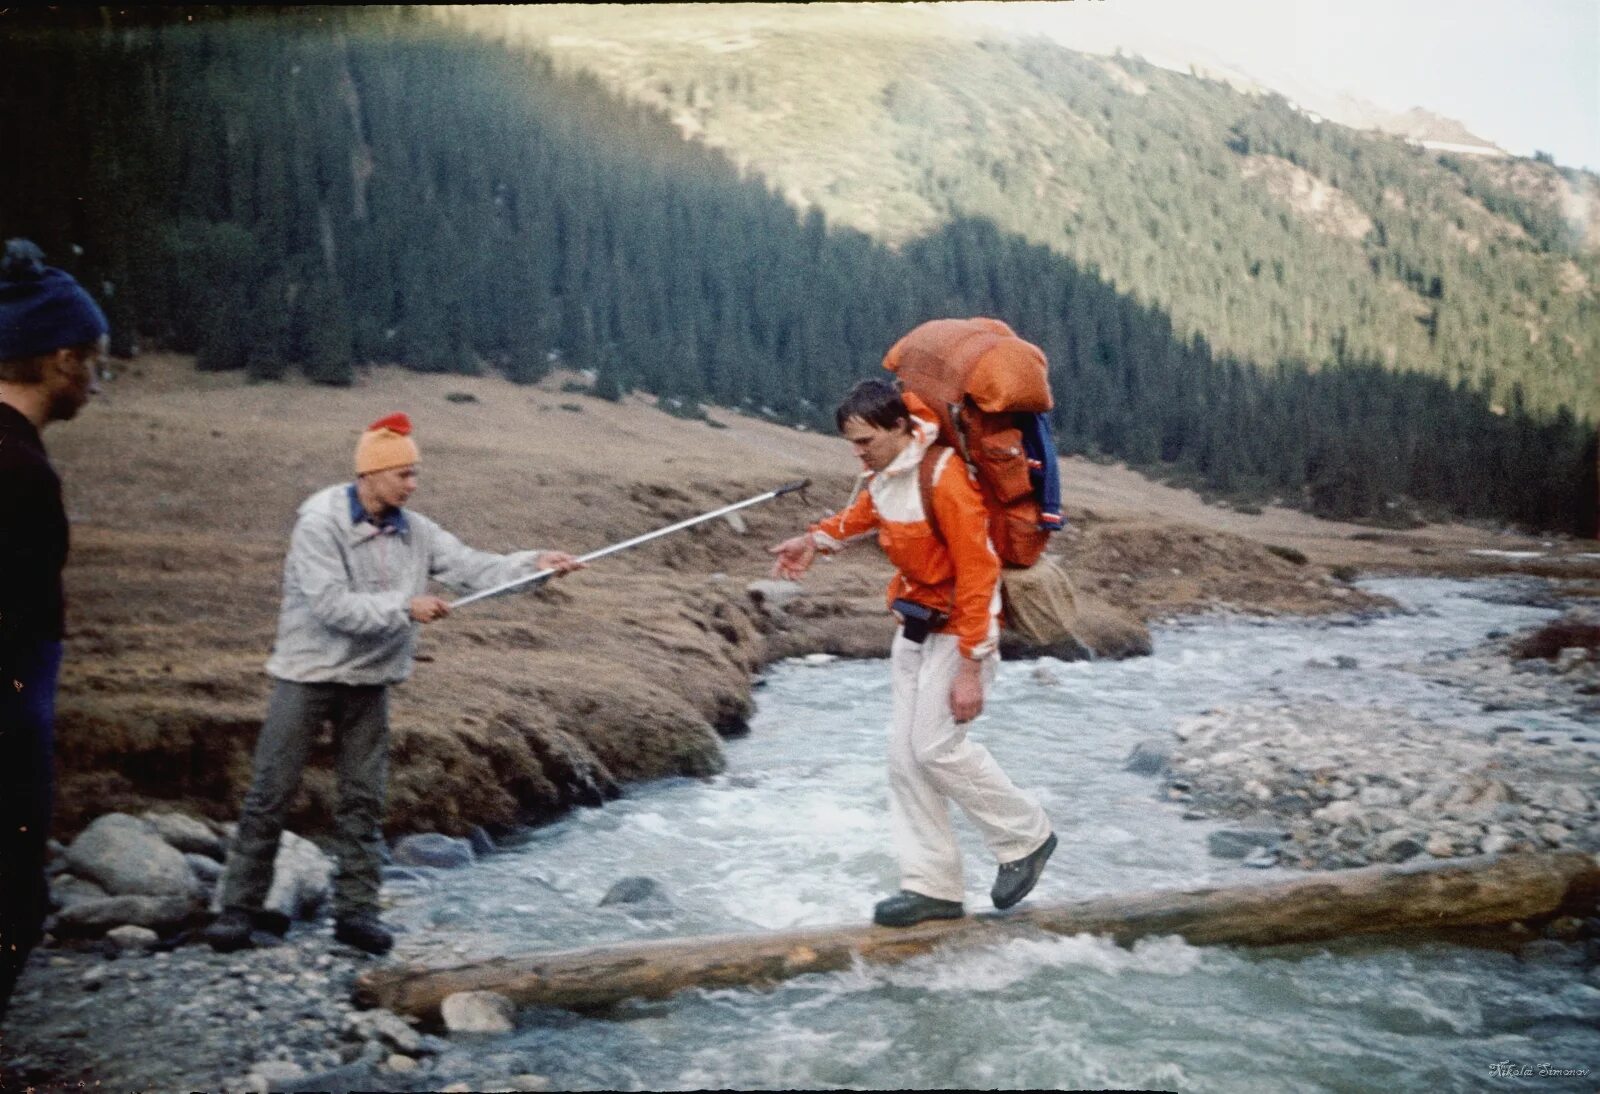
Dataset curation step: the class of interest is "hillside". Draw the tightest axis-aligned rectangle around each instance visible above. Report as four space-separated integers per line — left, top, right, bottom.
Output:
1 8 1592 536
443 3 1600 422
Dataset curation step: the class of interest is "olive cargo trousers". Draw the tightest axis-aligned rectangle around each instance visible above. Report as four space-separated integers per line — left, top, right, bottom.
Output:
217 680 389 920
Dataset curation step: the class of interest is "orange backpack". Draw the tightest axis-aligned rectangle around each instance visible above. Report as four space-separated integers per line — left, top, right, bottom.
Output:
884 317 1057 567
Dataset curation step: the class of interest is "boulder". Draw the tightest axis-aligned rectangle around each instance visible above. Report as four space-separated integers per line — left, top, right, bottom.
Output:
261 831 334 920
105 924 159 952
1480 829 1515 855
745 580 804 613
1314 801 1361 826
440 990 516 1035
142 811 226 859
1441 778 1514 820
346 1008 423 1055
50 874 109 910
1122 740 1172 777
467 826 497 857
393 834 476 870
1372 830 1425 863
1066 592 1154 660
1208 828 1288 860
599 876 673 908
50 893 199 937
64 813 199 898
186 853 224 885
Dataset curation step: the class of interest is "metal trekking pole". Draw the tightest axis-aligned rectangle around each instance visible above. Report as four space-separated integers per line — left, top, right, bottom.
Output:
449 478 812 609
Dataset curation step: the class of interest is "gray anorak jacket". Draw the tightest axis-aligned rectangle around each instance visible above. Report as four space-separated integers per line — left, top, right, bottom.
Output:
264 484 542 685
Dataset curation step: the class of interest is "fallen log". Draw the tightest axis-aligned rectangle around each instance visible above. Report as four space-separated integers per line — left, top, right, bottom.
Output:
357 851 1599 1019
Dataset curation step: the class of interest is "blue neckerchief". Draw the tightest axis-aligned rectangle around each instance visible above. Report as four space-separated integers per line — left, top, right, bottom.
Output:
347 482 409 536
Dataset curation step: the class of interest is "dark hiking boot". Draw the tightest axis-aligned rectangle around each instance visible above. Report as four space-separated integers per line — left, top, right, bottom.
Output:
333 914 393 956
202 908 256 953
251 909 291 938
872 890 965 928
992 832 1057 910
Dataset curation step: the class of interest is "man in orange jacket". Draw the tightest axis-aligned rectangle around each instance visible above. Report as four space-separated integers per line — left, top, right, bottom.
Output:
769 378 1056 927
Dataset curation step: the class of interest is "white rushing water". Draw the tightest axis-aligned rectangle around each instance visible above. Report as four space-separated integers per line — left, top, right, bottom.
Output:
388 578 1599 1092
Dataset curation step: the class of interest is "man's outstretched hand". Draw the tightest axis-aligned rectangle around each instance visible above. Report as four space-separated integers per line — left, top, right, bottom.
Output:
768 535 817 581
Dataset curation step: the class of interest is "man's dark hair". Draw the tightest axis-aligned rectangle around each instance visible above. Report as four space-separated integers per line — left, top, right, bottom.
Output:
835 377 909 433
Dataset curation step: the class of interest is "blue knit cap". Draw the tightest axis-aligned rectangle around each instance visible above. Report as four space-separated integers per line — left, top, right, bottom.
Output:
0 239 109 361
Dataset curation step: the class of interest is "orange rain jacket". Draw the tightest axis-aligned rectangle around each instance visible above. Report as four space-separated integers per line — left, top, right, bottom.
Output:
808 395 1002 660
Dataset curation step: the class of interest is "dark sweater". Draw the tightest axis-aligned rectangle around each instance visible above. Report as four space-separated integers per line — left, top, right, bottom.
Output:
0 402 67 668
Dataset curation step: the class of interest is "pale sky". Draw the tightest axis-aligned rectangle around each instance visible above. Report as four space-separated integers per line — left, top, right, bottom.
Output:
956 0 1600 172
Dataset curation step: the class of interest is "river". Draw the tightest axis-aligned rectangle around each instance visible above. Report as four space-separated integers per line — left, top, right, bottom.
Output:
384 578 1599 1092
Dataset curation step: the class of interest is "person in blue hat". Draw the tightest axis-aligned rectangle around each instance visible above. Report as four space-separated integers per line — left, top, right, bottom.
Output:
0 238 107 1023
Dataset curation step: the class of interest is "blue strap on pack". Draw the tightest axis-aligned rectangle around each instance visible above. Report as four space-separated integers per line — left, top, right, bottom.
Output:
1019 412 1064 531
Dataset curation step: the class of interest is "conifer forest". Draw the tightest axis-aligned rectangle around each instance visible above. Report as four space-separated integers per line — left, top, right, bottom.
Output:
2 7 1594 534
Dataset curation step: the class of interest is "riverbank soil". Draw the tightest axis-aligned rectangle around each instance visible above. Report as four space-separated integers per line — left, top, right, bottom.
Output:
2 354 1596 1091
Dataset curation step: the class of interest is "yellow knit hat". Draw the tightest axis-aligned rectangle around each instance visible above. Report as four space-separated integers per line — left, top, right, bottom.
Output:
355 412 420 475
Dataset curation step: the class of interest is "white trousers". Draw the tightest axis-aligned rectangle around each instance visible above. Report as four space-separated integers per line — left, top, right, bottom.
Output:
887 631 1052 902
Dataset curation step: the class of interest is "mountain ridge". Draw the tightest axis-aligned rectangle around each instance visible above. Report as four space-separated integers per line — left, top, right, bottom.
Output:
440 3 1598 422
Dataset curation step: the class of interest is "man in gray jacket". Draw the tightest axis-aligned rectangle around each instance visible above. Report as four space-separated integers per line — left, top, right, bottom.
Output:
205 412 581 955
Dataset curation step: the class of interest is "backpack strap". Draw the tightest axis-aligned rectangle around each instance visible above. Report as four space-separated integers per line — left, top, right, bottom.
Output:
918 444 950 546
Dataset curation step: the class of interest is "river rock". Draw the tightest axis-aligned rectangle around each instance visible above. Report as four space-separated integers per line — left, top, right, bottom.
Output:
64 814 199 898
50 874 109 909
1207 829 1287 860
1556 647 1591 673
746 580 803 612
104 924 159 952
1569 823 1600 852
1314 800 1360 825
1538 822 1571 846
1480 829 1514 854
600 876 673 908
1357 785 1402 808
440 990 516 1035
1123 739 1172 777
186 853 224 885
1372 830 1425 863
1440 778 1513 819
50 893 199 938
346 1009 422 1055
260 831 334 919
246 1060 307 1092
467 826 497 857
1425 832 1454 857
1549 786 1591 816
393 833 476 870
142 811 226 859
384 1054 418 1074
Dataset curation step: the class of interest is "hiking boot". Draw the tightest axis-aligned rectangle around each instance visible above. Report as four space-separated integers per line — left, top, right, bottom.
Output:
202 908 256 953
333 913 393 956
872 890 965 928
992 832 1057 910
251 910 291 938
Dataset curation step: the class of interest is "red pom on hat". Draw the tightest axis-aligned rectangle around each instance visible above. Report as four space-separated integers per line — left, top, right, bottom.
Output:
366 412 411 436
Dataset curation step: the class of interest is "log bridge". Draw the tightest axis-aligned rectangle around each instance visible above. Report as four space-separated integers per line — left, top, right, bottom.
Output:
356 851 1600 1019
